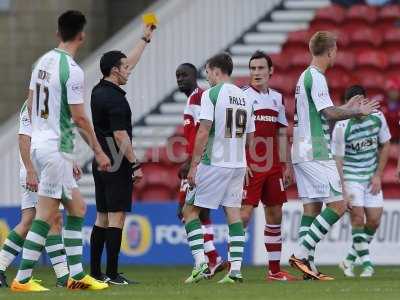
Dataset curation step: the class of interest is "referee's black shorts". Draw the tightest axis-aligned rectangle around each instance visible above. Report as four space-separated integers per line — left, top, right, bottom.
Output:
92 159 133 213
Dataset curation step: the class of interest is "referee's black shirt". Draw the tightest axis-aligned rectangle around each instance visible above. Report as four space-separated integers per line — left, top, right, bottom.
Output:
91 79 132 163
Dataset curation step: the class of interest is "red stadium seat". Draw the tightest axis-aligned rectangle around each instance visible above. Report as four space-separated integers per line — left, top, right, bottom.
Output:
382 27 400 53
311 4 346 27
269 54 290 72
141 162 179 188
353 70 385 97
334 51 355 71
377 4 400 26
343 4 378 26
326 68 352 98
387 51 400 75
269 73 296 98
290 52 311 76
355 50 389 71
139 185 174 202
347 28 382 54
173 125 184 137
282 30 311 57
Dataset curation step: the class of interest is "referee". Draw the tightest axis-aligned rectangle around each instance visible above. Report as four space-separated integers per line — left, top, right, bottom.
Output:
90 25 154 285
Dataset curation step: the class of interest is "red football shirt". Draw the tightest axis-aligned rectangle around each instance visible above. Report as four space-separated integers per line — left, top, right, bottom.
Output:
183 87 204 156
243 86 288 173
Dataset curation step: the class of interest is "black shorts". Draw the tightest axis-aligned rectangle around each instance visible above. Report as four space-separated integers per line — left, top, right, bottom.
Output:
92 159 133 213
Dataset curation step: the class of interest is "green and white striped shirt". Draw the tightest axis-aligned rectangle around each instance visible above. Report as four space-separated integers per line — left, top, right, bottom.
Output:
331 112 391 182
292 66 334 163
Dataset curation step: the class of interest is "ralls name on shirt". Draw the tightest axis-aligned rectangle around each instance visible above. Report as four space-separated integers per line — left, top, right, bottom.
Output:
229 96 246 106
38 70 51 83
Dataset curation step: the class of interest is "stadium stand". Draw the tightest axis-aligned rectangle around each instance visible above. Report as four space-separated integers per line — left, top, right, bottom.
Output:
134 0 400 201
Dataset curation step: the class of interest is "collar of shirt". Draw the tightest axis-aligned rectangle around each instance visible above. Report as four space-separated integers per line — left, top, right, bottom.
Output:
99 79 126 96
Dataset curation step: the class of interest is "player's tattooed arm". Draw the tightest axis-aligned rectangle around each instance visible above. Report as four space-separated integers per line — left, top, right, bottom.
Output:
322 95 380 121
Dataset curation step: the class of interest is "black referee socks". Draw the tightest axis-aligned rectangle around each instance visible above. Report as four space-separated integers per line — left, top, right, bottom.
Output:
105 227 123 279
90 225 107 276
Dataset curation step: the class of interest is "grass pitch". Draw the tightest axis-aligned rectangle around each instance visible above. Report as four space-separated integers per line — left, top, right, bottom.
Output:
0 265 399 300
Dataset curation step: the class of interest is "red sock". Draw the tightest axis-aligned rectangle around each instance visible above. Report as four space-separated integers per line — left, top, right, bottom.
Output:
201 218 219 265
264 224 282 274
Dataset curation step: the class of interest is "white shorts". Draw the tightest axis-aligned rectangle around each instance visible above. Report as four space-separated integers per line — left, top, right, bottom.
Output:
31 147 77 200
345 181 383 208
293 160 342 204
20 187 37 210
185 163 246 210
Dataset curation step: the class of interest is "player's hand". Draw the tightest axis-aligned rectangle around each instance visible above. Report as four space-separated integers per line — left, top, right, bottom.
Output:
143 24 155 41
73 162 82 181
187 165 197 188
245 166 253 186
132 168 143 184
95 151 111 171
344 94 363 110
370 175 382 195
283 164 294 188
343 192 352 212
359 98 380 116
179 160 190 179
26 168 38 192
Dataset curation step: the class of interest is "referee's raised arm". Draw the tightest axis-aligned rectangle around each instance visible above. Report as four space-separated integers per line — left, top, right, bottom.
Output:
88 24 156 284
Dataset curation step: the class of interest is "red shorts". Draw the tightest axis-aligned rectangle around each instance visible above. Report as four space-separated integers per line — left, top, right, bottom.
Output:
243 169 287 207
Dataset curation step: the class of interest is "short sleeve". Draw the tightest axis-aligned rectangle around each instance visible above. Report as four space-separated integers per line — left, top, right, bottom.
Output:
331 121 346 157
19 104 32 137
311 72 334 112
108 102 128 132
29 67 37 91
199 90 214 121
378 113 391 144
66 66 84 105
277 96 288 127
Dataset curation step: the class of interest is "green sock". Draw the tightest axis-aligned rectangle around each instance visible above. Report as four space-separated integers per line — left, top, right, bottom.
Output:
302 208 340 252
298 215 315 261
185 219 205 268
353 228 372 268
0 230 25 272
228 222 245 273
45 235 69 284
15 220 50 283
64 216 85 280
364 226 376 244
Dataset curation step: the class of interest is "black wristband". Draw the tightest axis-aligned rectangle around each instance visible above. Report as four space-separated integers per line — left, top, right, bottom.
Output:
131 161 141 172
141 36 150 43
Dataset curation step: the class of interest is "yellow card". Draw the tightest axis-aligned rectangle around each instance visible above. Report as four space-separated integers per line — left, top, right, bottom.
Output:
142 13 158 28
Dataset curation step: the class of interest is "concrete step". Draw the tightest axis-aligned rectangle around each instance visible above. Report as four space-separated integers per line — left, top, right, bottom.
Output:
271 10 314 22
243 32 287 44
229 44 281 56
133 126 176 137
160 102 186 114
257 21 308 33
284 0 330 10
145 114 181 126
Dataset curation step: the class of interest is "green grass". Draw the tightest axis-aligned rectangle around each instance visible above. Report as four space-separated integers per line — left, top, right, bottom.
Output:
1 266 400 300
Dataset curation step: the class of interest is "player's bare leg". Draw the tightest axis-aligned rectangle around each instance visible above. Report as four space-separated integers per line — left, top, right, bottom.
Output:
265 205 296 281
240 204 254 228
218 207 244 283
183 204 210 283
